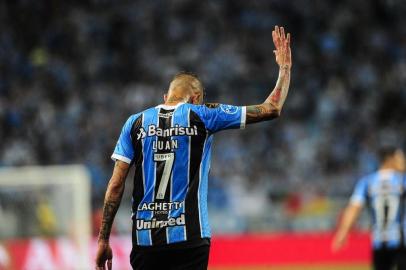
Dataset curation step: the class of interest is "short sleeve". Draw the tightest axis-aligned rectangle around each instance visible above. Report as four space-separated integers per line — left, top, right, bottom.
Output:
111 115 137 164
349 178 368 206
193 104 246 133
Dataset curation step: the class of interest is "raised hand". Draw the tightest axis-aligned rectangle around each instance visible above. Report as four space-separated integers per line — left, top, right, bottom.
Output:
272 26 292 69
246 25 292 124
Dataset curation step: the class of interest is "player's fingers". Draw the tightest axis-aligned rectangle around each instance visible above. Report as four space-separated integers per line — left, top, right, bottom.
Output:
273 29 280 48
95 255 107 269
332 236 345 252
283 36 288 50
272 30 278 42
286 32 291 47
332 242 341 253
287 47 291 63
95 259 104 268
278 29 284 48
275 26 281 43
272 31 278 46
280 27 285 41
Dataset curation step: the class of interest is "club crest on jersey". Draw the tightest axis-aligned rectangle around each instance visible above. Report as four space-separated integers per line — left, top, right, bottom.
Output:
220 104 239 114
136 124 198 140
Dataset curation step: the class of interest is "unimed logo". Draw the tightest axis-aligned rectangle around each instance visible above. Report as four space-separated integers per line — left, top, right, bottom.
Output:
136 214 185 230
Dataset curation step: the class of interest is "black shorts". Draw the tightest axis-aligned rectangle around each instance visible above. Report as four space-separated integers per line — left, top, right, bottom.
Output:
373 247 406 270
130 242 210 270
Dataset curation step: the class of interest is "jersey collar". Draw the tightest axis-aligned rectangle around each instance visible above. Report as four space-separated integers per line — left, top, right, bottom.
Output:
156 102 185 110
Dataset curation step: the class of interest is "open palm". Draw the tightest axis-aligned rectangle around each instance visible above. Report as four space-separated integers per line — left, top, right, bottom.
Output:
272 26 292 69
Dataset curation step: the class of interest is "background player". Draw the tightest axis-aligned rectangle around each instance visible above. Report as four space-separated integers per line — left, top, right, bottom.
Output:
95 25 291 270
332 146 406 270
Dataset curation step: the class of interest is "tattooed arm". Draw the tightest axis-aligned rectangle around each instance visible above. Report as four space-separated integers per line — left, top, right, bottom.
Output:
246 26 292 124
96 160 130 270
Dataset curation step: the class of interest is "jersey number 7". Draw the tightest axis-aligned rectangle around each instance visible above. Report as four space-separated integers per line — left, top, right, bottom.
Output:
154 153 175 200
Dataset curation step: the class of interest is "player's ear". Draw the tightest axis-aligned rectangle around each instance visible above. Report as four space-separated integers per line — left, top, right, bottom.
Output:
191 92 203 105
164 94 168 102
198 93 204 104
190 94 201 105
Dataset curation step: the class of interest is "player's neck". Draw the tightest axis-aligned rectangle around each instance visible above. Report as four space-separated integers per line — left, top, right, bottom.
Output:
164 101 184 106
164 94 189 106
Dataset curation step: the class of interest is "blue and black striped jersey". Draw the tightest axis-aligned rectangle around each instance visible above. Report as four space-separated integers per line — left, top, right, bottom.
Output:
350 170 406 249
111 102 246 248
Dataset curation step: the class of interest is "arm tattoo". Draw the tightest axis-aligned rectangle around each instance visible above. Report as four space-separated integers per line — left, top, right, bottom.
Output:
268 67 290 108
246 104 279 123
270 88 282 104
99 201 120 241
205 103 220 108
98 161 129 242
246 67 291 124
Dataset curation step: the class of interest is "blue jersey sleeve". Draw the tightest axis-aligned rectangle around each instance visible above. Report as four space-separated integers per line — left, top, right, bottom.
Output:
192 104 246 133
350 177 368 205
111 115 138 164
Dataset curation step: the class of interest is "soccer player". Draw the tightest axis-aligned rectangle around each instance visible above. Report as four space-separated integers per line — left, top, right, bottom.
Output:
332 146 406 270
95 25 292 270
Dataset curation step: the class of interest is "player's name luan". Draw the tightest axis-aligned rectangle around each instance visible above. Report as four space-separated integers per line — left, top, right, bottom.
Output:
137 201 184 211
153 140 178 151
139 124 198 139
136 214 185 230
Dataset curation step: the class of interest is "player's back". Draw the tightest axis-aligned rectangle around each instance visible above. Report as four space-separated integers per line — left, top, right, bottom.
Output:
351 169 405 248
111 102 246 248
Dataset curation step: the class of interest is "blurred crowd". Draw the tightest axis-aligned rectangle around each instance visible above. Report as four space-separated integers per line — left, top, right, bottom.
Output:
1 0 406 234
